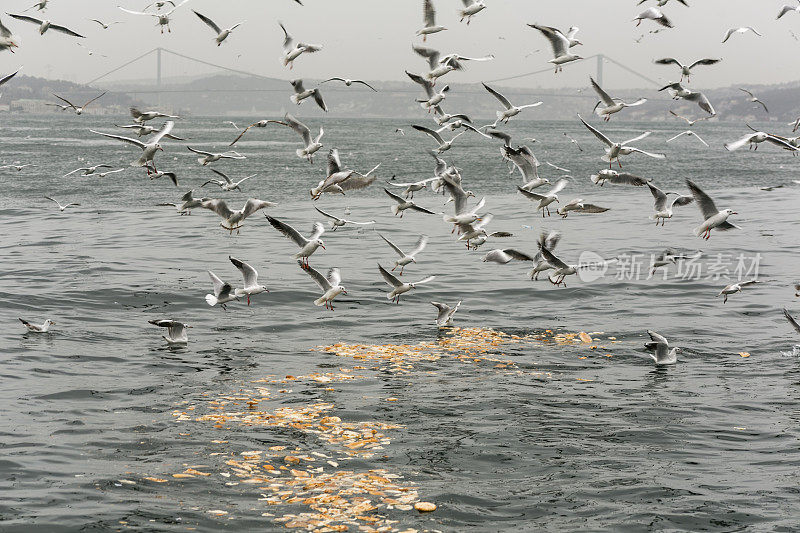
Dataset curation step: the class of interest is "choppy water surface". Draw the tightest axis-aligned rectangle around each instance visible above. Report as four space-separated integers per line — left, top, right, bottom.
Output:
2 115 800 532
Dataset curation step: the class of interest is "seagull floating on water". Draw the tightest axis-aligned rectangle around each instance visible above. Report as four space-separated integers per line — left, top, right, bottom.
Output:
644 330 679 365
19 318 55 333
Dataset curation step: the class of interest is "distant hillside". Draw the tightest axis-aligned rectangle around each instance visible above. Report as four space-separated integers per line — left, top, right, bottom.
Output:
5 73 800 125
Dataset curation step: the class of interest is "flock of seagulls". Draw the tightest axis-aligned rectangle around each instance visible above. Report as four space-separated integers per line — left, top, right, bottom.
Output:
8 1 800 364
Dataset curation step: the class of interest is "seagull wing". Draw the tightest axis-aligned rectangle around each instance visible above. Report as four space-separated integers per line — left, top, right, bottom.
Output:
482 82 512 109
517 186 545 201
313 205 339 222
208 270 226 296
654 57 681 67
284 113 312 145
529 24 569 58
229 256 258 287
625 147 666 159
590 77 615 106
209 168 232 184
685 179 721 219
82 91 107 109
150 121 175 144
378 233 406 257
8 13 44 25
784 309 800 335
647 183 668 211
406 70 434 97
201 199 233 219
578 114 613 147
48 23 85 38
502 248 535 261
409 234 429 256
187 146 214 157
724 133 758 151
302 263 332 291
326 148 342 175
689 58 722 69
193 10 221 34
378 264 403 287
540 247 569 270
90 130 147 149
549 178 569 195
118 7 159 17
412 44 440 69
308 221 325 241
266 215 308 246
412 124 445 144
240 199 275 219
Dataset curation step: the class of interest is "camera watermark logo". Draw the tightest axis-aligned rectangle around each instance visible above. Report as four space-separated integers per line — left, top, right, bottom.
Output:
577 250 609 283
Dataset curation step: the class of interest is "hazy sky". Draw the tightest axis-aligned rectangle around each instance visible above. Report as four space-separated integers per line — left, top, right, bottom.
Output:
4 0 797 90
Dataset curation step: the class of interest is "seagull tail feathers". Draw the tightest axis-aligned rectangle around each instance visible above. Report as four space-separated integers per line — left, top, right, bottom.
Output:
205 294 218 306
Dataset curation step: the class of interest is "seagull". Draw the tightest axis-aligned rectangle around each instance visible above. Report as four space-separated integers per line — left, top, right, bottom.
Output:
563 133 583 151
417 0 446 41
19 318 55 333
658 83 715 115
528 24 584 73
44 196 80 211
129 107 180 124
433 110 472 127
517 178 568 217
718 279 760 303
539 247 613 287
386 177 438 199
0 162 32 171
159 189 210 215
432 301 461 327
637 0 688 6
96 167 125 178
482 248 535 264
529 230 561 280
669 110 710 126
667 130 708 147
201 169 254 192
148 319 190 345
412 124 467 153
643 330 678 365
51 92 105 115
482 82 542 123
299 263 347 310
0 18 20 52
778 3 800 18
277 113 323 162
650 249 698 275
313 206 375 231
784 309 800 335
589 77 646 121
90 121 174 173
407 71 449 112
557 198 609 218
722 27 762 43
579 115 664 168
201 198 276 233
7 13 85 38
116 123 184 140
647 183 694 226
224 121 238 129
63 164 113 177
228 118 286 147
412 44 494 83
90 19 122 29
633 8 673 28
229 256 267 305
290 79 327 111
320 77 377 92
205 271 238 309
654 58 721 82
192 10 243 46
590 169 651 187
503 144 547 190
24 1 49 12
280 22 322 69
459 0 486 24
686 179 738 239
384 187 436 217
118 0 191 33
310 148 379 200
142 165 177 185
0 69 19 90
378 233 428 275
144 1 176 11
457 215 512 249
739 88 768 113
265 216 326 268
187 146 246 166
724 127 799 152
378 264 435 304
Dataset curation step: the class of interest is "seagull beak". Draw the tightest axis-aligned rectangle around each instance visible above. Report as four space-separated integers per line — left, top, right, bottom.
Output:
320 244 326 250
732 212 738 215
186 325 193 328
342 289 348 295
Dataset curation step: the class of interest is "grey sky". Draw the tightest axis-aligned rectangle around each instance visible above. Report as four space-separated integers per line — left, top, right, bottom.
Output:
5 0 794 90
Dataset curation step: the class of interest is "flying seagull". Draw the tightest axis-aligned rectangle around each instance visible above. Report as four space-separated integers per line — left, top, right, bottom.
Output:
432 301 461 327
201 198 276 233
192 10 244 46
686 179 738 239
384 187 436 217
187 146 246 166
51 92 106 115
229 256 268 305
228 118 286 147
459 0 486 25
200 168 255 192
667 130 709 147
483 82 543 123
578 115 665 168
378 264 435 304
313 205 375 231
265 216 326 268
633 8 673 28
659 83 716 115
417 0 446 41
130 107 179 123
320 77 377 92
739 88 768 113
205 271 238 309
290 79 327 111
44 196 80 211
310 148 379 200
718 279 761 304
280 22 322 69
589 76 646 121
722 27 762 43
148 319 190 345
528 24 583 73
118 0 191 33
299 263 347 310
7 13 85 37
646 183 693 225
654 58 721 83
378 233 428 275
